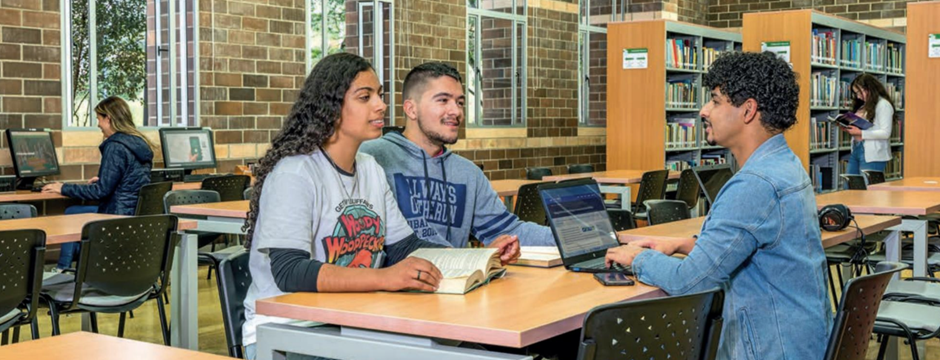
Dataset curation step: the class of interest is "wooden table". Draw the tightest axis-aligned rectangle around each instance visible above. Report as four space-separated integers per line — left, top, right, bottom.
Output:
0 332 232 360
0 182 205 204
0 213 201 350
618 215 901 249
868 177 940 192
543 169 681 184
254 266 665 360
815 190 940 277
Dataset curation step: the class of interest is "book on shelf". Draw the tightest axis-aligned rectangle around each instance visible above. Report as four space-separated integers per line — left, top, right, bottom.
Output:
827 112 873 130
841 38 861 68
666 38 698 70
891 118 903 143
666 79 696 108
811 165 834 192
885 151 902 178
514 246 562 268
666 160 695 172
812 29 837 65
865 41 884 71
700 154 727 166
665 119 696 149
838 159 849 175
839 132 852 148
810 116 833 150
839 78 854 108
886 43 904 74
810 72 837 108
886 82 903 108
407 248 507 295
702 47 725 70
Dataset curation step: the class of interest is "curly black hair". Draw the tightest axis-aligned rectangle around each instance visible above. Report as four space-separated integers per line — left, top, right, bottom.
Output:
402 62 463 100
703 51 800 133
242 52 374 248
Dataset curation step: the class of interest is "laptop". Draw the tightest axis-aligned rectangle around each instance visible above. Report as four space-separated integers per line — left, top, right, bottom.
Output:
538 179 632 274
692 164 734 205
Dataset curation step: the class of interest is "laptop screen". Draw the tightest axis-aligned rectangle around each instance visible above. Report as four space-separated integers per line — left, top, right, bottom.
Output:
693 164 734 205
539 181 620 259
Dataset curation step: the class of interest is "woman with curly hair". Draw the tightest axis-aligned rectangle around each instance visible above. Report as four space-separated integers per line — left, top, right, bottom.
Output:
843 73 895 175
240 53 518 359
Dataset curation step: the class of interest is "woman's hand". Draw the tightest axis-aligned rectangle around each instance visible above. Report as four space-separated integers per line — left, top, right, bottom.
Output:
627 238 685 256
605 245 647 268
42 182 64 194
845 125 862 136
88 176 99 184
378 257 443 292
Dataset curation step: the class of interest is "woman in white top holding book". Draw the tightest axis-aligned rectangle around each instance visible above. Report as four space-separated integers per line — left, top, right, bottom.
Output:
843 73 896 176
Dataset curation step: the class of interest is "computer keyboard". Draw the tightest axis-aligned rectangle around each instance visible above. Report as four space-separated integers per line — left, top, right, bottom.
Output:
31 182 47 192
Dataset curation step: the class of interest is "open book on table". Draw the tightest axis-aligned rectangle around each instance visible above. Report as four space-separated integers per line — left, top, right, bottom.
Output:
407 248 507 295
827 112 873 130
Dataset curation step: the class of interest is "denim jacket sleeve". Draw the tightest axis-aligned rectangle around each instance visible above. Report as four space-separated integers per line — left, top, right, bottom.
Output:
632 173 779 295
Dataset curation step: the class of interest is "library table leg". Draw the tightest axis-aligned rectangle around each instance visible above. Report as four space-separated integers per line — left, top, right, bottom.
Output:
170 232 199 350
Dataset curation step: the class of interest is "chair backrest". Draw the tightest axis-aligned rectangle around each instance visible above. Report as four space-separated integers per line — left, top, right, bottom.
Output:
0 204 38 220
635 170 670 212
201 175 251 202
861 170 886 185
0 229 45 328
644 199 692 225
135 182 173 216
216 249 252 358
824 261 907 360
840 175 868 190
243 187 253 201
606 209 636 231
567 164 595 174
578 288 724 360
526 167 553 180
163 190 222 215
674 169 701 209
513 182 551 225
74 215 178 299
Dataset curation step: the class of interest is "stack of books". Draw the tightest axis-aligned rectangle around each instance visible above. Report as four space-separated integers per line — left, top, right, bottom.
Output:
865 41 885 71
810 72 838 108
812 29 837 65
666 38 698 70
841 38 862 68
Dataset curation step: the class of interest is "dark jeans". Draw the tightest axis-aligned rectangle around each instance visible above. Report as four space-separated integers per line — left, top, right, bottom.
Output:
56 205 99 270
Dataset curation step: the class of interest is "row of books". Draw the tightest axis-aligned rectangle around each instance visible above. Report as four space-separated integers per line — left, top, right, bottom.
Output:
839 79 854 108
886 82 903 108
839 132 852 148
885 151 902 178
666 80 697 109
811 29 837 65
810 72 838 108
810 165 835 192
665 155 728 172
891 119 903 143
865 41 885 72
886 43 904 74
810 117 834 150
665 121 697 149
666 38 698 70
702 47 726 71
841 38 862 68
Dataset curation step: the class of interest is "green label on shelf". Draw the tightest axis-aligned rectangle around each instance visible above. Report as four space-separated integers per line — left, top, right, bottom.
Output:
761 41 791 63
930 34 940 58
623 48 648 69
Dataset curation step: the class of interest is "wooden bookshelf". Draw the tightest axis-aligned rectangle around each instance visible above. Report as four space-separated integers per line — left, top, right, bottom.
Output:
607 20 741 172
905 1 940 177
743 10 905 192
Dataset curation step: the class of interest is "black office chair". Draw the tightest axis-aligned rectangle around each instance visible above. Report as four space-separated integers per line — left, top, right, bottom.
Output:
644 199 692 226
164 190 229 280
526 167 553 181
202 175 251 202
862 170 886 185
577 288 724 360
606 209 636 231
674 168 701 210
0 204 38 220
840 174 868 190
0 230 45 345
513 182 551 225
632 170 670 221
824 262 906 360
135 182 173 216
40 215 178 344
567 164 594 174
216 249 252 358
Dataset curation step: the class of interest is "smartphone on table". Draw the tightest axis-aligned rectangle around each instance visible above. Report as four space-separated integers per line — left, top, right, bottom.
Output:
594 272 635 286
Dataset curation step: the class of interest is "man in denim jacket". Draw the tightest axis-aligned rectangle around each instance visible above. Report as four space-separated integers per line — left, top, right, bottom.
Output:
606 51 833 360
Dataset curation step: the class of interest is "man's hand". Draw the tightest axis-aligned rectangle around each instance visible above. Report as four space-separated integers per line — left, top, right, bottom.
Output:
605 244 647 268
487 234 521 265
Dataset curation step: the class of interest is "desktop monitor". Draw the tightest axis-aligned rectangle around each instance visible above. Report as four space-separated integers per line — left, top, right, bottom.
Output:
5 129 60 189
692 164 734 206
159 127 217 172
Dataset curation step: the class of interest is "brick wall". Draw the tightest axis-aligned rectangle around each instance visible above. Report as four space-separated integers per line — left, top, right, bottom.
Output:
0 0 66 176
674 0 709 25
707 0 911 31
197 0 306 173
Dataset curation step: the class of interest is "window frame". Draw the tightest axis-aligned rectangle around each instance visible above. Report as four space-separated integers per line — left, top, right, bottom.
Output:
577 0 619 127
466 0 527 128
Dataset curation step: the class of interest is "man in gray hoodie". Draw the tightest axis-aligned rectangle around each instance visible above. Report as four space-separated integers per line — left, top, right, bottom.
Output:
360 62 554 248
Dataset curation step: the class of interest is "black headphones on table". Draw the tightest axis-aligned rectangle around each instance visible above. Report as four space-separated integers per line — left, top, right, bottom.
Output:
818 204 853 232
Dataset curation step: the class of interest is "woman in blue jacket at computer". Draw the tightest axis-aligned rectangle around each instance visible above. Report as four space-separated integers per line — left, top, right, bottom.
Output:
43 95 155 270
